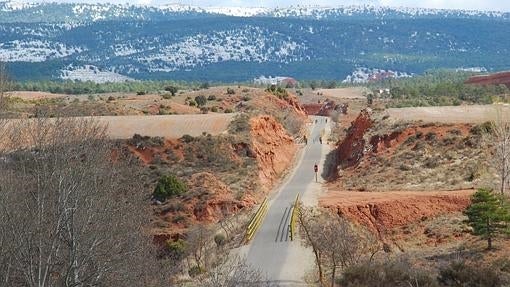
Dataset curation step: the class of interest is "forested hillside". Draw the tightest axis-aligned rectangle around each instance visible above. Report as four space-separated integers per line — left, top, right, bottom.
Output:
0 1 509 81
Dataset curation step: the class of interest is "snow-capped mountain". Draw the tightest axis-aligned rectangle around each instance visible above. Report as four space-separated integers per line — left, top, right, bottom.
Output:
0 0 509 82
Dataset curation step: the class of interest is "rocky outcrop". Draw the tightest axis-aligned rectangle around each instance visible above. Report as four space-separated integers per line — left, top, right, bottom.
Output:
250 115 297 192
320 190 473 237
336 109 373 169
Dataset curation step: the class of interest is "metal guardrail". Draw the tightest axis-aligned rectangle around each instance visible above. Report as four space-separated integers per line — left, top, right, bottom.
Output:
289 194 300 241
245 197 269 242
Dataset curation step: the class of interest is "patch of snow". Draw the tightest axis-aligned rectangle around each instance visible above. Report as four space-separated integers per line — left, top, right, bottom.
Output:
455 67 488 73
0 40 84 62
204 7 270 17
60 65 134 83
343 67 413 84
137 26 307 72
253 75 294 85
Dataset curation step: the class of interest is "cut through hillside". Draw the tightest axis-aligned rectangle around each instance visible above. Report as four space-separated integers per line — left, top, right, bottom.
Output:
121 90 306 242
329 109 492 191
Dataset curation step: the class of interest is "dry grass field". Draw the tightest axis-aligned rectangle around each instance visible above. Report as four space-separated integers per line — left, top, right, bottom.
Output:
386 104 510 124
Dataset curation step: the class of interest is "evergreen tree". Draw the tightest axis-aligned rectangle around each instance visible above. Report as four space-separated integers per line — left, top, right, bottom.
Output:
464 189 510 249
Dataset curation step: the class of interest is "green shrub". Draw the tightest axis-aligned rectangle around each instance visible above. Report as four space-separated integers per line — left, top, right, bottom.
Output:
164 85 178 96
188 100 197 106
224 108 233 113
165 239 187 259
153 175 187 201
195 95 207 106
136 91 146 96
211 106 218 112
207 95 217 101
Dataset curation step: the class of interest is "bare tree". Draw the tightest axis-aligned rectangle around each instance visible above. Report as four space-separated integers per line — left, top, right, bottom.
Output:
486 107 510 195
298 207 380 287
0 117 163 286
0 61 12 113
201 255 274 287
186 224 213 272
493 121 510 195
298 207 326 286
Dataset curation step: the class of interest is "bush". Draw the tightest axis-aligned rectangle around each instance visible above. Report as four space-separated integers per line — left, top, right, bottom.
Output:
164 85 178 96
211 106 218 112
165 239 187 259
224 108 233 113
188 100 197 106
228 113 250 133
425 132 437 141
340 259 438 287
180 134 194 143
162 93 172 99
195 95 207 106
226 87 236 95
153 175 187 201
136 91 146 95
188 266 205 277
214 234 226 247
438 261 503 287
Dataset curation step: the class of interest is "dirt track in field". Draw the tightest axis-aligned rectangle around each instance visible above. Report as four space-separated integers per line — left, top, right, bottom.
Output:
386 104 510 124
96 114 235 139
1 114 235 141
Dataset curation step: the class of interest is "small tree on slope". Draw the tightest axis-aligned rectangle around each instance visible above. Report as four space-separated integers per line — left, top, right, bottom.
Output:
464 189 510 250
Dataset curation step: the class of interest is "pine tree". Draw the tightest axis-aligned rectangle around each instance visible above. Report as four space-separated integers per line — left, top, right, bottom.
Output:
464 189 510 249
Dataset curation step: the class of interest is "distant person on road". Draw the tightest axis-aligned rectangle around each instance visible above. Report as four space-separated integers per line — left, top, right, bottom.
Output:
303 135 308 145
319 137 322 144
314 163 318 182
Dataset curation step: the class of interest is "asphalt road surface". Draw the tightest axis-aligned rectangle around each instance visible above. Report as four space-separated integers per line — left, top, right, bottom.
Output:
246 116 328 285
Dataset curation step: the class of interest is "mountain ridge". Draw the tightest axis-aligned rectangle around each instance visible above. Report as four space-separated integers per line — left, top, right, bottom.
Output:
0 0 509 82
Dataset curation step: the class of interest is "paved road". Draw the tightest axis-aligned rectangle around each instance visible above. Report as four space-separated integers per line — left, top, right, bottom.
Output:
246 116 328 285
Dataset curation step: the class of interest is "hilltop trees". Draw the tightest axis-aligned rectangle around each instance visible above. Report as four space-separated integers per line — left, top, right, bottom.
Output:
464 189 510 249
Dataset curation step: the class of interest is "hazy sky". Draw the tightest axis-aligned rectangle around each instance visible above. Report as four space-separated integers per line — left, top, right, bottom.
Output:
30 0 510 12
